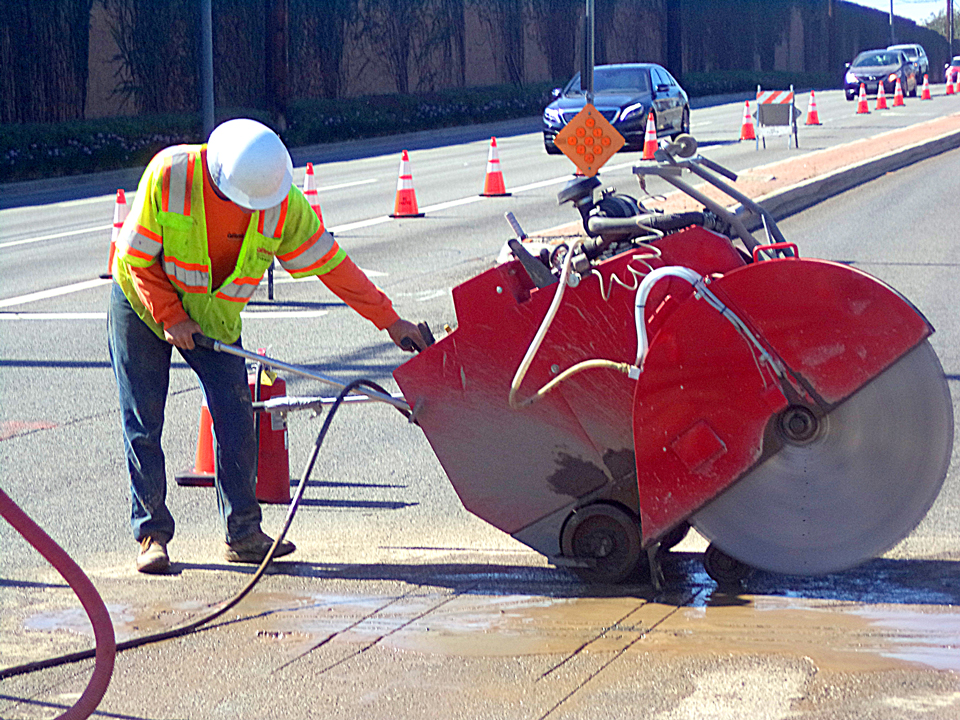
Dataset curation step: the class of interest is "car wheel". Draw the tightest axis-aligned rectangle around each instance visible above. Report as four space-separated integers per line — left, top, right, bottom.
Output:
544 142 562 155
845 91 855 101
671 107 690 139
910 78 918 97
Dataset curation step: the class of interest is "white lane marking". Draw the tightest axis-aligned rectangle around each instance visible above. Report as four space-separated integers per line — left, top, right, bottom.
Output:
0 310 330 320
319 178 378 191
0 312 108 320
1 163 639 307
0 278 111 309
240 310 329 318
329 216 392 233
0 224 112 249
330 162 640 229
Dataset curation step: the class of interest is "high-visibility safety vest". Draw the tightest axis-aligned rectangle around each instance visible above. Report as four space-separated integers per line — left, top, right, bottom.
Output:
115 145 344 343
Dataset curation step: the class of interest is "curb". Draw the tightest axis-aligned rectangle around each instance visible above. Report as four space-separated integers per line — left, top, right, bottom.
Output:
535 116 960 239
749 125 960 227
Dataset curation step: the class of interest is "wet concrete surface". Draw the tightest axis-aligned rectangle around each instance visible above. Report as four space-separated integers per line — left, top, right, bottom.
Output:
4 547 960 719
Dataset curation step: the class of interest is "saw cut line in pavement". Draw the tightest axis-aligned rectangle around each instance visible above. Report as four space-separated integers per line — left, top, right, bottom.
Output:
538 588 702 681
537 590 703 720
306 587 477 677
272 586 474 675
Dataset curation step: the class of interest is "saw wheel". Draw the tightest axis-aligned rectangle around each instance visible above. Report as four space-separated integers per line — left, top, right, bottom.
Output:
691 340 953 576
561 503 642 584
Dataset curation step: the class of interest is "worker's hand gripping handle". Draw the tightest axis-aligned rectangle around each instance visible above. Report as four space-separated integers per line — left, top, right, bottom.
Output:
192 333 216 351
400 322 435 353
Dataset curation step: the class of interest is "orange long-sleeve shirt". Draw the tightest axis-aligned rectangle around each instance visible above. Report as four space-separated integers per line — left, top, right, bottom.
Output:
129 153 399 333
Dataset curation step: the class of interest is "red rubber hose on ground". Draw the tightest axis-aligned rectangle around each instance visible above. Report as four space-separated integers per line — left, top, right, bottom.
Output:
0 488 116 720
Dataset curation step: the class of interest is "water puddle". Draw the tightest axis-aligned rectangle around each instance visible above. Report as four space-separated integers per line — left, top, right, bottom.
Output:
24 599 212 641
647 595 960 673
23 590 960 673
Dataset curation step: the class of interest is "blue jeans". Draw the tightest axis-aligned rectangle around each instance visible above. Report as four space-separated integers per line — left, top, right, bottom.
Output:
107 283 261 545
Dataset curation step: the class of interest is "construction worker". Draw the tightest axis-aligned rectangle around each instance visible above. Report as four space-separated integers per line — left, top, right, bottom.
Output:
108 118 425 574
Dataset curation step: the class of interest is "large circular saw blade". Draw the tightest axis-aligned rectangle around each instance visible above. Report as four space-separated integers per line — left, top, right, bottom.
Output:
691 340 954 576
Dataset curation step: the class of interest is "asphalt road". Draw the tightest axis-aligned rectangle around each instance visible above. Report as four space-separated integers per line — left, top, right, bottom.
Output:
2 91 960 719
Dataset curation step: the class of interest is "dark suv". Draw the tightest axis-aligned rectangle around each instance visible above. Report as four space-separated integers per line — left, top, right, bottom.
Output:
888 43 929 81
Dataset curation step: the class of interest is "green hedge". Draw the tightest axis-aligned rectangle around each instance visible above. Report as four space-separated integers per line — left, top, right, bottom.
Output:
1 83 555 183
682 70 838 97
284 82 556 146
0 73 837 184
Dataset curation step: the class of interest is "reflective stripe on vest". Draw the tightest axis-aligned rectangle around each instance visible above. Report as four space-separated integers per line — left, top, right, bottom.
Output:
121 224 163 262
277 227 339 275
163 254 210 293
216 276 261 303
258 201 288 238
161 153 194 215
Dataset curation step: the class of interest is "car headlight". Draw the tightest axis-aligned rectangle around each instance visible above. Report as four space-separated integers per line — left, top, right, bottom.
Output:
845 71 858 84
888 73 898 82
617 102 645 123
543 107 563 124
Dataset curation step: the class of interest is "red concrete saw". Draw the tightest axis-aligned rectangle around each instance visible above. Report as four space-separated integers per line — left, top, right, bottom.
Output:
393 136 953 585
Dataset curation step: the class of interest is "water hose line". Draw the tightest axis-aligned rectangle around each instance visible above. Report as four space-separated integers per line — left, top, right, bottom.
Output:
0 378 398 683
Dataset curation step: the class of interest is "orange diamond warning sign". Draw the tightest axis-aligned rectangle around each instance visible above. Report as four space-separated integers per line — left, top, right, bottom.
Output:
554 104 625 177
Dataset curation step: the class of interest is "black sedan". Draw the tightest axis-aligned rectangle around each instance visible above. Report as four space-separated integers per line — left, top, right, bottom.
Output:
844 49 918 100
543 63 690 154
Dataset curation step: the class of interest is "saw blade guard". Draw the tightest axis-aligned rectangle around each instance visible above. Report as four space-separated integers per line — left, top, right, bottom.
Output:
632 256 952 574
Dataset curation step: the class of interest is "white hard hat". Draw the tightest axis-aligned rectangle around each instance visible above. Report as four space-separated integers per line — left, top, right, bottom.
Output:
206 118 293 210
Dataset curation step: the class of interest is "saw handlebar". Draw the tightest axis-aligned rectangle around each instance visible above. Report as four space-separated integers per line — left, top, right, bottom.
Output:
191 334 411 412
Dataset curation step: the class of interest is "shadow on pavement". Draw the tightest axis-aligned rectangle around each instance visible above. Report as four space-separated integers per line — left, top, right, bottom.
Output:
199 551 960 606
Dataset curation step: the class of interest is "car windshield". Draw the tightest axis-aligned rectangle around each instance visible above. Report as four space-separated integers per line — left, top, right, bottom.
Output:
889 45 918 59
853 52 898 67
952 58 960 67
564 68 651 96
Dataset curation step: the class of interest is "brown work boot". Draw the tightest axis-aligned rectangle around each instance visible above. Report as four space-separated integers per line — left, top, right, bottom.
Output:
224 530 296 564
136 536 170 574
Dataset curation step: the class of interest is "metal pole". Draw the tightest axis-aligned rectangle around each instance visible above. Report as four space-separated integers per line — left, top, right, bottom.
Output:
949 0 954 56
200 0 215 138
583 0 595 106
889 0 895 46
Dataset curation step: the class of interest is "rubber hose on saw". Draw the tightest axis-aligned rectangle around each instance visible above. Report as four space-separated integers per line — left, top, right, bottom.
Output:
0 378 400 681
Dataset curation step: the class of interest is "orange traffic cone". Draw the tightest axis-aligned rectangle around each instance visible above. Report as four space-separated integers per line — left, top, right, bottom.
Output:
921 74 931 100
805 90 821 125
302 162 325 226
390 150 424 218
174 399 215 487
893 78 905 106
856 84 870 114
641 111 658 159
480 137 510 197
876 81 889 110
955 78 960 95
947 79 956 96
100 189 128 279
739 101 756 141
